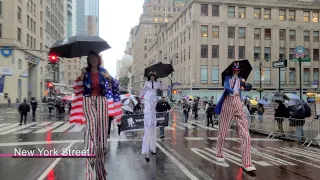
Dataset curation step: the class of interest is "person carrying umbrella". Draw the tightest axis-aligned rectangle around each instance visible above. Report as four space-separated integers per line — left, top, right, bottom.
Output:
214 61 256 172
139 71 163 162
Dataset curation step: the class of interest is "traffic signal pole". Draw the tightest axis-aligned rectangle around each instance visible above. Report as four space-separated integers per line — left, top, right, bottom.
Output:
299 57 302 100
278 67 281 92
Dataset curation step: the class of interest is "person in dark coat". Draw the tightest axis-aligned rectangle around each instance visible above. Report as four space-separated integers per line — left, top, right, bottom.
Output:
205 101 215 127
18 99 30 125
156 96 171 138
274 100 289 133
30 97 38 118
192 98 199 119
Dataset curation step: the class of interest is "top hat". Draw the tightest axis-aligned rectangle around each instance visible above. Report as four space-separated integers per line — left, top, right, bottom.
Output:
233 62 241 70
148 71 157 77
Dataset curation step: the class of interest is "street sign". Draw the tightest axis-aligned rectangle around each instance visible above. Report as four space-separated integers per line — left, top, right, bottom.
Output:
311 81 319 88
273 60 287 68
293 58 311 62
295 46 305 57
173 82 181 86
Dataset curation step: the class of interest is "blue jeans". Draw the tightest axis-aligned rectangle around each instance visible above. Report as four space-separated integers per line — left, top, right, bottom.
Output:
296 126 304 141
160 127 164 137
183 111 189 123
258 112 263 122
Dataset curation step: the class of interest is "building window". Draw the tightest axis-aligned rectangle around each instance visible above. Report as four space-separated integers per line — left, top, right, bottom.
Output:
254 47 261 59
27 34 29 46
264 47 271 60
239 27 246 39
228 27 235 38
239 7 245 18
279 9 286 21
314 31 319 42
27 15 29 28
212 26 219 38
239 46 245 59
144 46 147 51
201 25 208 37
289 48 295 60
264 68 271 84
303 11 310 22
228 6 235 18
40 27 43 38
254 8 261 19
228 46 234 59
18 59 22 70
212 45 219 58
40 11 43 21
200 66 208 83
265 29 271 40
314 68 319 81
144 54 147 58
279 48 286 59
0 1 2 16
254 28 261 39
304 68 310 84
289 10 295 21
313 12 319 23
289 68 296 84
40 43 42 51
313 49 319 61
17 28 21 41
145 39 147 43
212 5 219 16
264 9 271 20
17 7 21 20
280 68 286 84
189 46 191 59
279 29 286 40
201 4 208 16
304 30 310 41
212 66 219 83
40 67 43 75
201 45 208 58
290 30 296 41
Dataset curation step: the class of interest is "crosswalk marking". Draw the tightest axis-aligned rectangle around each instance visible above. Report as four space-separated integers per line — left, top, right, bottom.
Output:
0 123 20 132
280 147 320 160
0 122 38 135
33 122 65 133
13 129 34 134
69 124 85 132
0 123 12 128
52 122 73 132
36 122 52 126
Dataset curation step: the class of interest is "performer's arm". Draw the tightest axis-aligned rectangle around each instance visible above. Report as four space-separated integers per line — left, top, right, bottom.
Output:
139 82 149 98
223 77 234 94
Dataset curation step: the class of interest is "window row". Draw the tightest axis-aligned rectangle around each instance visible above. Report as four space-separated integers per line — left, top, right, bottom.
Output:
200 25 320 42
200 45 320 61
27 15 36 33
200 4 319 23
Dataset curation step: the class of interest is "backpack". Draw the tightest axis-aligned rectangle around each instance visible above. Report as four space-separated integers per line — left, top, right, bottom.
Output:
303 103 311 117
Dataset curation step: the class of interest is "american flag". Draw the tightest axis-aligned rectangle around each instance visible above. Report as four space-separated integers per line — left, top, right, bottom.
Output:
69 79 123 124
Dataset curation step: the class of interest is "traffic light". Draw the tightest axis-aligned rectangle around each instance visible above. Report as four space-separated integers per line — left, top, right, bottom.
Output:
173 90 177 94
49 55 58 64
47 82 54 88
44 91 48 95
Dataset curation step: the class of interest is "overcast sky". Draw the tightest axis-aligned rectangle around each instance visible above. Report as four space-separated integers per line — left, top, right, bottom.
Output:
99 0 143 77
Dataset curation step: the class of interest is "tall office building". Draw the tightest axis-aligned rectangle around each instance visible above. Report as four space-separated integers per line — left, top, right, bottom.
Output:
76 0 99 36
0 0 47 103
76 0 86 35
132 0 188 91
147 0 320 100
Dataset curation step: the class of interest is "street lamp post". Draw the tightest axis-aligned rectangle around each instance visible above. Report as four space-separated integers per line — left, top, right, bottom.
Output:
164 54 178 102
255 58 263 99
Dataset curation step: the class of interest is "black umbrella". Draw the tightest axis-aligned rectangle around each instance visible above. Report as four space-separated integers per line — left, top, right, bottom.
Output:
49 35 111 58
144 62 174 78
221 60 252 86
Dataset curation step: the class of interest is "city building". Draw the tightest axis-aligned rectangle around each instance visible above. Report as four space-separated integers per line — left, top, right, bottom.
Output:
0 0 47 103
76 0 99 36
76 0 86 35
132 0 188 92
146 0 320 100
116 55 133 80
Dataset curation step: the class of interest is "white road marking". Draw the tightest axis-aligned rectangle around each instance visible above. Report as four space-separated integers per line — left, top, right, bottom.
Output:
280 147 320 160
191 148 230 167
33 122 65 133
0 123 20 132
188 121 219 131
37 141 76 180
291 147 320 154
205 148 243 167
36 122 53 126
221 148 272 166
0 123 12 128
157 143 199 180
0 122 38 135
165 126 174 130
69 124 85 132
207 137 281 141
185 137 205 141
271 147 320 162
13 129 34 134
51 122 74 132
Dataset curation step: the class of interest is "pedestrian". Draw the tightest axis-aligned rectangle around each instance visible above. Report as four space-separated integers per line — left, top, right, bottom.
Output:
257 103 264 122
205 101 215 127
182 99 190 124
214 62 256 172
76 51 115 179
193 98 199 119
30 97 38 118
48 98 54 114
156 96 171 138
274 100 289 134
139 71 163 162
18 98 30 125
7 97 11 108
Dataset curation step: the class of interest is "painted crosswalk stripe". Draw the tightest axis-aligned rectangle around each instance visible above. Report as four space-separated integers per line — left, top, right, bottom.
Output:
0 122 39 135
69 124 85 132
0 123 12 128
36 122 53 126
271 147 320 162
207 137 281 141
0 123 20 132
280 147 320 160
33 122 65 133
52 122 74 132
188 121 220 131
13 129 34 134
291 147 320 155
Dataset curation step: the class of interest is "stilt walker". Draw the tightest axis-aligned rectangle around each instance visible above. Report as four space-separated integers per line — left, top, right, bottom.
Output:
139 72 163 161
214 62 256 172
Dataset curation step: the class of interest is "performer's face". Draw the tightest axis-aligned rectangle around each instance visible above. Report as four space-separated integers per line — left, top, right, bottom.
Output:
89 55 99 66
150 75 155 81
233 70 240 75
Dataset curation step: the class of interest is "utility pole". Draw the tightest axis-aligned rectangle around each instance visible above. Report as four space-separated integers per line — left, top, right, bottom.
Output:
278 67 281 92
259 62 262 98
299 57 302 100
164 54 178 102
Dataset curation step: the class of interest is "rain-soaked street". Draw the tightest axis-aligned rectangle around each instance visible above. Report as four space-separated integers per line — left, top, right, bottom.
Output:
0 108 319 180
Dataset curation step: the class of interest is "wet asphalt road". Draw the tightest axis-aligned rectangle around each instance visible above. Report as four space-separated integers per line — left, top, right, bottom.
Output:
0 109 319 180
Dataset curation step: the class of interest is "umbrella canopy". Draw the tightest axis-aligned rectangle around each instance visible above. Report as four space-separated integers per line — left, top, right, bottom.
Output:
144 62 174 78
250 99 258 105
49 35 111 58
284 93 300 100
221 60 252 86
258 99 269 105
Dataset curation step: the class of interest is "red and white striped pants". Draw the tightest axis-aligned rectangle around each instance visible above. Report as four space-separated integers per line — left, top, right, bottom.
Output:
83 96 108 180
216 96 252 166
